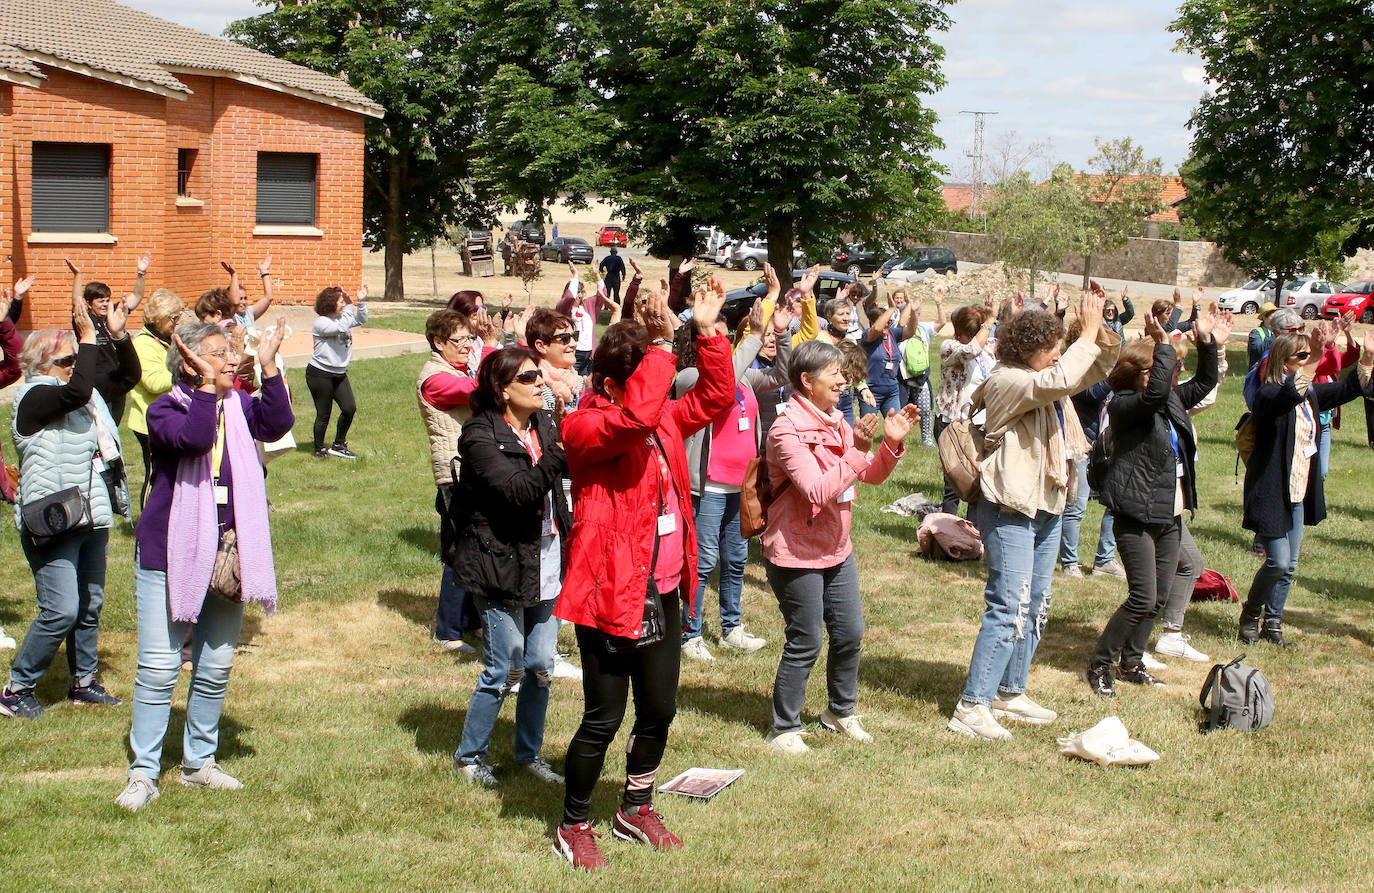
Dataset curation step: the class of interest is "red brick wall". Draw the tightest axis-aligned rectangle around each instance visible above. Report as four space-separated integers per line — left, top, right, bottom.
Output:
1 66 366 330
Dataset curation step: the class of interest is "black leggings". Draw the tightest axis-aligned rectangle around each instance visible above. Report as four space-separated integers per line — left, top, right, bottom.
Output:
305 364 356 451
1091 515 1181 670
563 595 681 826
134 430 152 511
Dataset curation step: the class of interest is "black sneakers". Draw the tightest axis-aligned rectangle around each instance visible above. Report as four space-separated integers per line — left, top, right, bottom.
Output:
68 680 122 706
327 443 358 459
1086 666 1116 698
1116 664 1166 687
0 686 44 719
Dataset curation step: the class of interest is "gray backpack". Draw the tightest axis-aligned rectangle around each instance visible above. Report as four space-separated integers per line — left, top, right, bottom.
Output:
1199 654 1273 733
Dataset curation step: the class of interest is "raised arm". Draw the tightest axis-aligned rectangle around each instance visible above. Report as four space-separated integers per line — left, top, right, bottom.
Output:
127 252 151 312
250 255 275 319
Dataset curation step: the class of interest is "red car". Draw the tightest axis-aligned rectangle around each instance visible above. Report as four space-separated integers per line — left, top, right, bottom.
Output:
1321 280 1374 322
595 224 628 247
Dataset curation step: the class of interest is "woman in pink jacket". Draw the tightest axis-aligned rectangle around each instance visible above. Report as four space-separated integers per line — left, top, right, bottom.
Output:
762 340 919 754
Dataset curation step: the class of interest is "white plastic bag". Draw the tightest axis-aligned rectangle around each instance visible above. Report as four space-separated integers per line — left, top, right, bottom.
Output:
1057 716 1160 767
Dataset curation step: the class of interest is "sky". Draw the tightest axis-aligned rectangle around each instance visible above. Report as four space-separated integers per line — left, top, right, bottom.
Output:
123 0 1206 180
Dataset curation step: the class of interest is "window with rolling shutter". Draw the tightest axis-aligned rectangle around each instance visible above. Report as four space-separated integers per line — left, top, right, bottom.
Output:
31 143 111 233
256 152 317 226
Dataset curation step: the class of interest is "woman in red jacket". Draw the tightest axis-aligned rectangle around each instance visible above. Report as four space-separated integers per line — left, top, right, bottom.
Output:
552 281 734 871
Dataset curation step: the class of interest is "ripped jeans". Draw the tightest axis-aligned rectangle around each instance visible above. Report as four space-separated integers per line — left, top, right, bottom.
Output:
961 504 1062 706
455 595 559 766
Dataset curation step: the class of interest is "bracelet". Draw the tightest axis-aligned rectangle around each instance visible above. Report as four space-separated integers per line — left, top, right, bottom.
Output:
260 272 270 277
650 338 672 348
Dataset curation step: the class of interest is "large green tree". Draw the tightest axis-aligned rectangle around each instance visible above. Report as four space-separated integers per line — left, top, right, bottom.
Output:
230 1 486 299
1074 137 1165 288
1171 0 1374 284
984 166 1085 299
588 0 952 273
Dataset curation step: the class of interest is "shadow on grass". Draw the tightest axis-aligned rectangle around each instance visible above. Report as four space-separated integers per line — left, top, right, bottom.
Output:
378 587 436 628
1022 619 1103 678
1188 522 1254 551
121 707 256 767
859 655 970 714
398 526 440 555
676 683 773 733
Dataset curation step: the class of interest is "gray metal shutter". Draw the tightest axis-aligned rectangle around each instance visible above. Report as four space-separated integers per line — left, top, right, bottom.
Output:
256 153 317 225
31 143 110 233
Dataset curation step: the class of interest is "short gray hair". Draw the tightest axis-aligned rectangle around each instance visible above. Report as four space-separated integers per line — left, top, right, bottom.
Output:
18 329 76 378
166 321 226 382
1268 308 1302 333
789 339 844 394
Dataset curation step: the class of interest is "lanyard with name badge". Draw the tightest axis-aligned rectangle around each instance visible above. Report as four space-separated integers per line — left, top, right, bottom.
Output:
650 436 676 536
212 402 229 505
735 385 750 431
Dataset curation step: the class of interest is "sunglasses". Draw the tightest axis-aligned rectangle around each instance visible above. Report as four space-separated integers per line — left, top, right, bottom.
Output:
1292 351 1311 361
51 353 77 368
548 332 576 345
513 369 544 385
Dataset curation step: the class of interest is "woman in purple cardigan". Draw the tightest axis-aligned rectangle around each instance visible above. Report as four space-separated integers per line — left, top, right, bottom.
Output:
116 319 294 811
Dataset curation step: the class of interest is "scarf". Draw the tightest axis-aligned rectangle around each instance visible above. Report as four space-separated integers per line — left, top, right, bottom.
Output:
166 386 277 621
539 358 577 405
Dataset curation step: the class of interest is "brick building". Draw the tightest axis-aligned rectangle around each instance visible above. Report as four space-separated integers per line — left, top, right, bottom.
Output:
0 0 384 329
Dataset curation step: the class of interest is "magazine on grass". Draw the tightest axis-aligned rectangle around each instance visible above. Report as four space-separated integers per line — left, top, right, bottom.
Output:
658 768 745 800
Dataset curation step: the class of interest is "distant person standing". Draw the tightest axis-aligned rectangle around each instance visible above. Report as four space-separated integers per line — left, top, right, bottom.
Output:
599 248 626 305
551 221 560 240
306 284 368 459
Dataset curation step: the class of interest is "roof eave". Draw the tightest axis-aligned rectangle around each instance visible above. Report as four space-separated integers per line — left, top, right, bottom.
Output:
0 68 44 88
22 49 188 99
164 65 385 119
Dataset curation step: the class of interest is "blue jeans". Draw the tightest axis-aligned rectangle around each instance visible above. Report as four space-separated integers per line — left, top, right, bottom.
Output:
9 529 110 691
839 390 854 427
1317 420 1331 482
1059 458 1117 567
455 595 559 765
1244 502 1304 621
859 384 901 419
685 491 746 641
962 504 1062 705
128 563 245 779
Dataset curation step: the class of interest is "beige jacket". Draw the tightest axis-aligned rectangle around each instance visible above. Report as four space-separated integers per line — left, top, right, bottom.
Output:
974 328 1121 518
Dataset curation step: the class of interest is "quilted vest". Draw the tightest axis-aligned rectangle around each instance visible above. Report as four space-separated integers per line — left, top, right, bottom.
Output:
417 352 473 487
11 376 117 531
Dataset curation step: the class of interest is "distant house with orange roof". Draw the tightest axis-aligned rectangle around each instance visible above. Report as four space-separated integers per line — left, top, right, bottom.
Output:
1075 174 1187 224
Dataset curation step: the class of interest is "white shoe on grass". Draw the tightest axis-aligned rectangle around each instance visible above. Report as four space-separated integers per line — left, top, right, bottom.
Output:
1155 632 1209 662
681 637 715 662
820 708 874 743
179 758 243 790
948 700 1012 741
990 692 1057 725
719 627 766 652
552 653 583 679
1141 652 1168 672
0 627 15 650
520 755 565 784
115 771 160 811
765 729 812 754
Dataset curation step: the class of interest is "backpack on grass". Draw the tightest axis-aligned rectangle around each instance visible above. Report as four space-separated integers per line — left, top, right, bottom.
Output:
1191 569 1239 603
1199 654 1273 734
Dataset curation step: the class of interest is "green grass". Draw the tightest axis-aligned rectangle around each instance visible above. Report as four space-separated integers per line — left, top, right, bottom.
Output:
2 341 1373 891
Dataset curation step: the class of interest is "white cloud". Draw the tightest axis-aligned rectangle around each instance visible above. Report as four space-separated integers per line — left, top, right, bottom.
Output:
1181 65 1209 86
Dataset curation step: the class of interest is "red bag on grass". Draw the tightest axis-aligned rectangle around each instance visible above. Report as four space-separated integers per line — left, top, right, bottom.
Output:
1192 569 1239 603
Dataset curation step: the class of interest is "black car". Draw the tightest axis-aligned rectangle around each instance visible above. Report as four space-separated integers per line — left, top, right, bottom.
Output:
829 244 887 275
721 271 856 330
540 236 594 264
879 246 958 277
510 220 547 245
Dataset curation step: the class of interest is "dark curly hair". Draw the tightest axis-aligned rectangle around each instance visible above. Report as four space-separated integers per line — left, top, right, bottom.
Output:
470 347 538 415
424 309 468 351
591 320 649 396
526 308 572 354
673 319 701 372
314 286 346 316
995 308 1063 367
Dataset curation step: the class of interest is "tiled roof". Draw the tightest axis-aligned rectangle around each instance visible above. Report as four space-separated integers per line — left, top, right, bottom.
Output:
0 0 383 117
1075 174 1187 223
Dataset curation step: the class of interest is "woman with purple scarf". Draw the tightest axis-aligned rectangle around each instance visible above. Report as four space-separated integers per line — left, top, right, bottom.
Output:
116 319 294 811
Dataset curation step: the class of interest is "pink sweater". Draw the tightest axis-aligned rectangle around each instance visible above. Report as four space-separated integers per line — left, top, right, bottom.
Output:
762 397 903 568
706 385 760 487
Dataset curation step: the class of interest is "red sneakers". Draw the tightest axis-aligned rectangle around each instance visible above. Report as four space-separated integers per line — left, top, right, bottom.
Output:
612 803 683 849
553 822 607 871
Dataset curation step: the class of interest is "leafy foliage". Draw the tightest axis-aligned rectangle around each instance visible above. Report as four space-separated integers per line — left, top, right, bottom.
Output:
984 166 1085 297
1171 0 1374 281
1073 138 1165 285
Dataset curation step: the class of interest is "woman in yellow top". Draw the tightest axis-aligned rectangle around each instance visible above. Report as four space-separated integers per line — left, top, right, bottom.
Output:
128 288 186 509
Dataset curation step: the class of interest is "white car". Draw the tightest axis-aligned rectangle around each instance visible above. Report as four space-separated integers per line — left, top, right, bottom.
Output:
1283 278 1346 319
1216 278 1278 314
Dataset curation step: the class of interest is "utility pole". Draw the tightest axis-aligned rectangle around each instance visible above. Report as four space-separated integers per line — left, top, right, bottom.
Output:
960 110 998 219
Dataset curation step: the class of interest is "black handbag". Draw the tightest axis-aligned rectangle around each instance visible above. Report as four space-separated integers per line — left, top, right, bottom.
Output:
20 458 94 548
602 437 672 653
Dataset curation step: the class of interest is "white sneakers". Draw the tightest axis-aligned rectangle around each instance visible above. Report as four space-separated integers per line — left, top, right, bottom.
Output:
0 627 15 650
115 771 160 812
1142 652 1169 672
520 755 565 784
820 708 873 743
435 636 477 655
1154 632 1210 662
180 758 244 790
720 627 766 652
990 693 1057 725
765 729 812 755
681 637 716 661
948 700 1013 741
552 653 583 679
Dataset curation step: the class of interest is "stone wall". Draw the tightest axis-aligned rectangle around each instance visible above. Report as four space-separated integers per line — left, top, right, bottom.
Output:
935 231 1246 288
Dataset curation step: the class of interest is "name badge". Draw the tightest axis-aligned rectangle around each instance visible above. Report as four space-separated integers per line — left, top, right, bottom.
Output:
1176 461 1185 479
657 512 677 535
738 416 751 432
215 485 229 505
884 362 894 371
1303 441 1318 459
838 485 856 504
776 401 789 415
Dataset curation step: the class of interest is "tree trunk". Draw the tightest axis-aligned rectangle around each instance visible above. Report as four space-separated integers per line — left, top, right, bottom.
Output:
766 212 794 287
1028 268 1037 302
1081 254 1093 291
383 155 406 301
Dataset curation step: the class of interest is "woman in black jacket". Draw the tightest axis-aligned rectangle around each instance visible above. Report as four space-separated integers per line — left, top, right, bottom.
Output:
450 348 571 787
1239 328 1374 646
1088 306 1227 696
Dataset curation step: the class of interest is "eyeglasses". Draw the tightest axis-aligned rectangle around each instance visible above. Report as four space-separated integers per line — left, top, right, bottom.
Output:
513 369 544 385
548 332 576 345
445 335 475 346
50 353 77 368
204 348 240 360
1292 351 1312 360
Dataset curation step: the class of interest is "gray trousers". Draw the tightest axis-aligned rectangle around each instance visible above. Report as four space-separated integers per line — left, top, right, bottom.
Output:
765 554 863 734
1160 520 1205 631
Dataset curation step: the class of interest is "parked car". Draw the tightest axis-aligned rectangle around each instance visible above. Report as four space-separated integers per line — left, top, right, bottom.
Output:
695 226 734 256
1283 278 1346 319
596 224 628 247
830 244 888 275
712 240 737 266
727 240 804 271
1216 277 1279 314
1321 280 1374 322
540 236 594 264
721 271 855 330
878 247 958 280
510 219 546 245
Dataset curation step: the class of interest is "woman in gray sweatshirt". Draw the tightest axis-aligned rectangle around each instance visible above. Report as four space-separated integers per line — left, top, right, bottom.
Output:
306 285 368 458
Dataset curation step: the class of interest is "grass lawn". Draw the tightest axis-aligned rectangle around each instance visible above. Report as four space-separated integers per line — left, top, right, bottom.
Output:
2 340 1373 892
